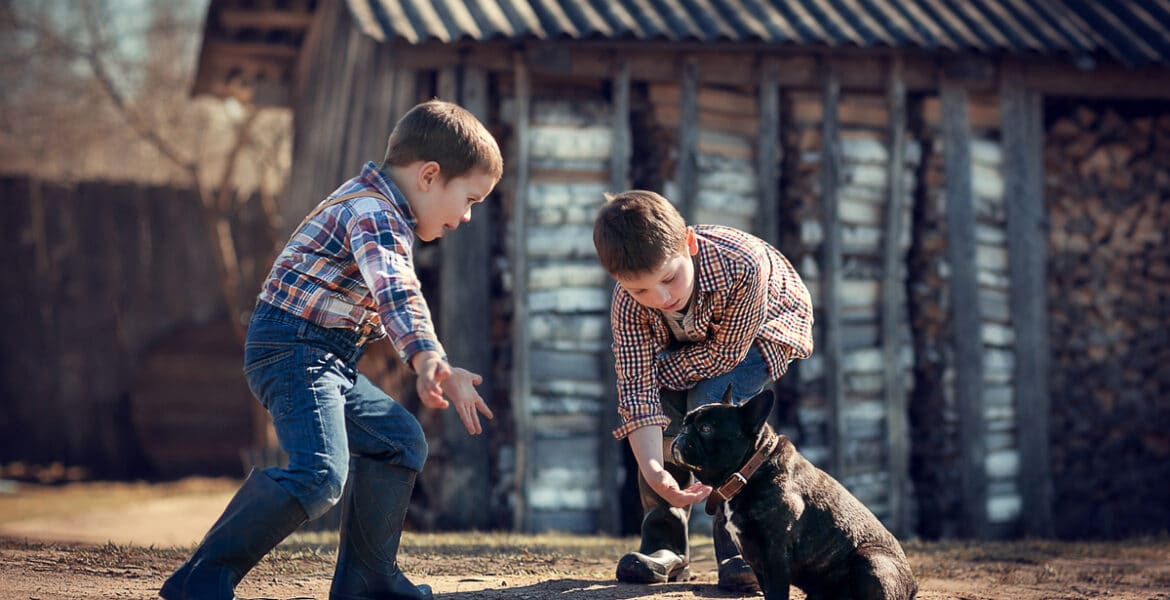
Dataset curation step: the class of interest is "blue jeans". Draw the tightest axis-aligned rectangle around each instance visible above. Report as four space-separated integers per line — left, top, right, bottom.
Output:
661 344 772 437
243 301 428 520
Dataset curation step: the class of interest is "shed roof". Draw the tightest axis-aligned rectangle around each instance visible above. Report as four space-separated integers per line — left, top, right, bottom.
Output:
346 0 1170 67
192 0 1170 104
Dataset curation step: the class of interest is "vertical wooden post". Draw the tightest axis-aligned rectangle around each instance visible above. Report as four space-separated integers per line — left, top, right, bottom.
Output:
510 52 534 532
757 58 781 245
598 55 631 535
285 0 348 228
1001 66 1054 537
820 59 845 478
435 64 493 529
436 67 458 100
941 77 987 538
883 57 910 537
678 56 699 220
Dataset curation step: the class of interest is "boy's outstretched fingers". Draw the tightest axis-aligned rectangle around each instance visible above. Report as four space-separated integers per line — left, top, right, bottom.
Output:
449 369 493 435
682 482 713 503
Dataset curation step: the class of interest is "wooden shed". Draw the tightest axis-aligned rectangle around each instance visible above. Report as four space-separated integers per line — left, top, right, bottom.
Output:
192 0 1170 539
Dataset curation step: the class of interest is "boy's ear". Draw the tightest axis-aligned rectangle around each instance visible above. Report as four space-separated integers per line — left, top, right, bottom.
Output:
417 161 441 190
686 226 698 256
740 390 774 436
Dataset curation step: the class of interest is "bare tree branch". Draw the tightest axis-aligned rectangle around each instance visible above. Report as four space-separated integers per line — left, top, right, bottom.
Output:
79 0 198 181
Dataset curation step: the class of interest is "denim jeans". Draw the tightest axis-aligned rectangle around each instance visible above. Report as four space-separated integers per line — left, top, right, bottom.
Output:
243 301 428 520
661 344 772 437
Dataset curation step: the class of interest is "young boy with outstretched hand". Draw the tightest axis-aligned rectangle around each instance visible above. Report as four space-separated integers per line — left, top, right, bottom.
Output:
593 190 814 592
160 100 502 600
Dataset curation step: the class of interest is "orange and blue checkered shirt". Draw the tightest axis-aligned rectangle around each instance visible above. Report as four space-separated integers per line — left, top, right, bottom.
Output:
257 162 444 366
610 225 814 439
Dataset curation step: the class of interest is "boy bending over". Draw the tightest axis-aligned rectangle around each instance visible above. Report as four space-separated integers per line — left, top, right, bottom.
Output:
593 190 814 592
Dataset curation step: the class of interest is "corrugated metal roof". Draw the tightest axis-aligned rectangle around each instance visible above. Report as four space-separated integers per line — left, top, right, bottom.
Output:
347 0 1170 67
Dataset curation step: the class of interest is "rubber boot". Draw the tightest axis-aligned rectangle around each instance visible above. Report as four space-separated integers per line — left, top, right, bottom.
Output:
615 462 693 583
159 468 308 600
329 457 432 600
714 504 760 593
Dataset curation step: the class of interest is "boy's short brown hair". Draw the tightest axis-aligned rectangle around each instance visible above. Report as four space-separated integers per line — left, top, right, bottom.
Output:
593 190 688 276
384 100 503 182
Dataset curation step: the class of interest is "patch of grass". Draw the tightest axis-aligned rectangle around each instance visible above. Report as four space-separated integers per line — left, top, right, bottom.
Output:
0 478 239 523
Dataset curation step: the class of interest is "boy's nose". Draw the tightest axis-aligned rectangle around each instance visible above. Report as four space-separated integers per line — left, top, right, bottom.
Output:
461 208 472 222
656 288 671 305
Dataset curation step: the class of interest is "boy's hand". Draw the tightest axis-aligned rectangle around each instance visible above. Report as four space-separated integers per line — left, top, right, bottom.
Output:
411 351 493 435
643 465 712 507
628 426 712 507
412 351 451 409
444 367 493 435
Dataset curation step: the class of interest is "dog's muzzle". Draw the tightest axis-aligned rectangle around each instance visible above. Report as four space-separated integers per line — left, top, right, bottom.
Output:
669 435 696 470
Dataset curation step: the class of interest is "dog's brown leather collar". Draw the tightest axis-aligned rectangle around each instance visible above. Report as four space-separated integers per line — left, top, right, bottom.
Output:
704 429 779 516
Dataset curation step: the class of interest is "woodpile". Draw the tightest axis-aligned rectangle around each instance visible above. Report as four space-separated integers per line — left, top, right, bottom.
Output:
1044 102 1170 539
647 83 761 232
785 90 919 525
908 94 1023 538
500 88 615 533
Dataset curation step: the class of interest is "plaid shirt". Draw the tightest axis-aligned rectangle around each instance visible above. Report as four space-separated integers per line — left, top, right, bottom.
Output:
610 225 814 439
257 162 444 366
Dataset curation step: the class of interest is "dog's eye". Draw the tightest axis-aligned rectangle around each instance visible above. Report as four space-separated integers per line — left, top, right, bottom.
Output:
699 423 714 435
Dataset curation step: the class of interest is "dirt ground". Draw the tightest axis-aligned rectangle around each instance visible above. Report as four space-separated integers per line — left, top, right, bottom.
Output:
1 478 1168 600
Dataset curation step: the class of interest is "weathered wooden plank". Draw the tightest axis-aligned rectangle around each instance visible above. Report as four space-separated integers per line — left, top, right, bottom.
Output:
339 33 379 170
433 64 493 529
219 9 316 31
648 83 757 116
942 78 988 538
598 55 630 536
1001 68 1054 537
758 58 780 245
286 0 349 228
510 53 534 532
820 59 846 479
883 56 910 538
678 56 699 221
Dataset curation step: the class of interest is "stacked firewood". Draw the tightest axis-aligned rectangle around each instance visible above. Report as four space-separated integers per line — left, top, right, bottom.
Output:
646 82 761 231
784 90 920 524
1044 103 1170 539
910 93 1026 538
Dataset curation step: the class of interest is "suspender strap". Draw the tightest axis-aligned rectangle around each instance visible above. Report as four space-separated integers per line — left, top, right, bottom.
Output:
287 190 393 243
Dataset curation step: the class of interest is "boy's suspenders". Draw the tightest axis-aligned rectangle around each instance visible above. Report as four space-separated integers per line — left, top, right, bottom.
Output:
287 190 393 243
284 189 394 345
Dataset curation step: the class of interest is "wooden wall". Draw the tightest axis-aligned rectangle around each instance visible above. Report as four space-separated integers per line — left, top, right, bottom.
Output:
282 17 1169 538
0 177 267 479
786 79 919 534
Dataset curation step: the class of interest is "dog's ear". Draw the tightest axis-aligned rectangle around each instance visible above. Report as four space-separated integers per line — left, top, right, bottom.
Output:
720 383 735 405
740 390 774 435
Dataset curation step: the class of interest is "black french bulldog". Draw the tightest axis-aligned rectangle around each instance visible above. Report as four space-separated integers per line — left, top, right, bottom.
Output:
671 389 917 600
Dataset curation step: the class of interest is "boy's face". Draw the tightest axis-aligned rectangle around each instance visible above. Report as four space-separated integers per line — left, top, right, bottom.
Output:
412 163 497 242
614 227 699 312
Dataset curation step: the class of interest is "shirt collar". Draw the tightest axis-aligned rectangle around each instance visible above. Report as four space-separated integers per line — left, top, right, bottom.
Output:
693 227 732 294
359 161 417 229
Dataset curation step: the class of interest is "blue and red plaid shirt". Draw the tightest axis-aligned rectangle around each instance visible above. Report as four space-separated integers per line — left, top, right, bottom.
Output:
610 225 814 439
257 162 444 366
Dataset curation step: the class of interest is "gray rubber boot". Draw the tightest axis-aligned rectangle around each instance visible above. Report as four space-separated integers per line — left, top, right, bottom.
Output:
159 468 308 600
714 503 760 592
615 462 693 583
329 457 432 600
